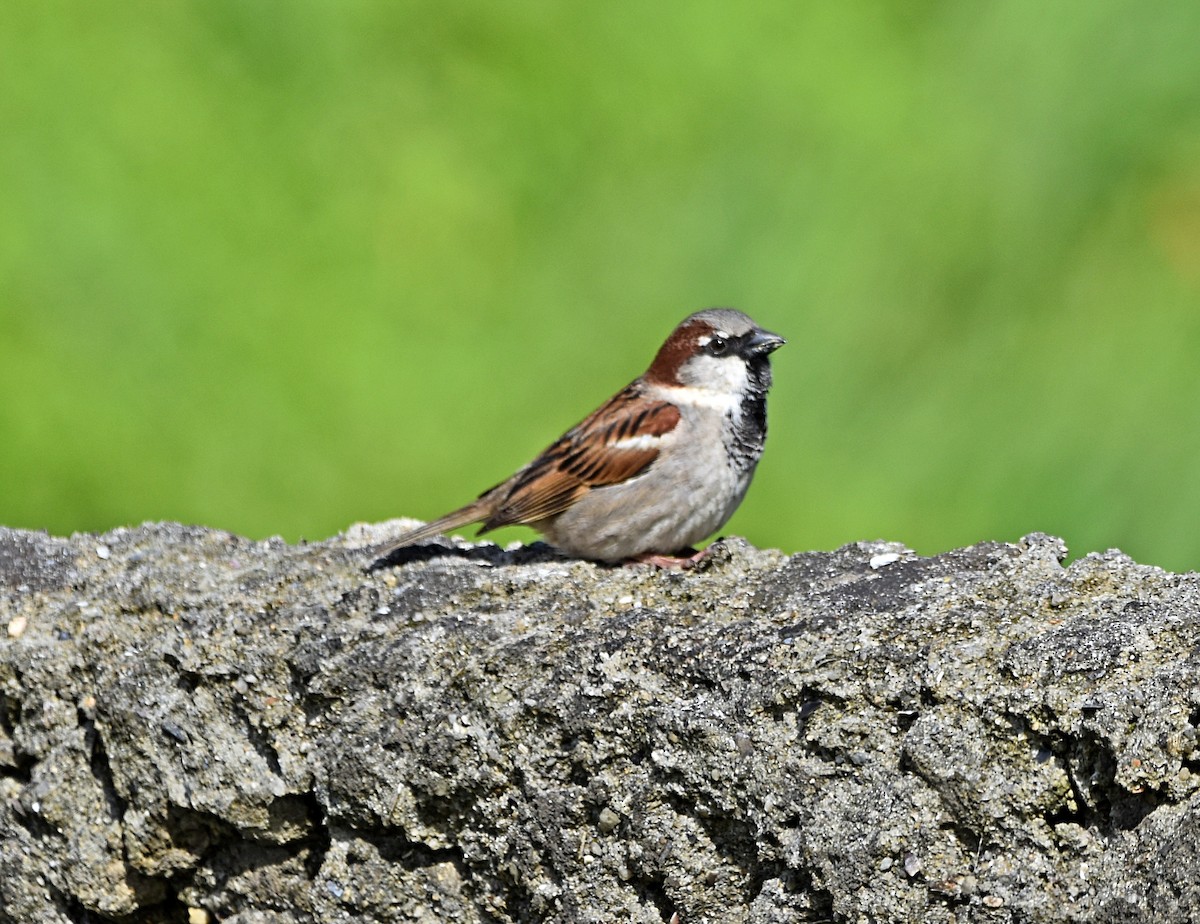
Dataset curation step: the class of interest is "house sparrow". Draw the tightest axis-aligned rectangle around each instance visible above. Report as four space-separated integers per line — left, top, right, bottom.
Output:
376 308 784 567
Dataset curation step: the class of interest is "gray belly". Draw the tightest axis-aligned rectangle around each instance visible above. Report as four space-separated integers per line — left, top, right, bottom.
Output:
540 438 757 562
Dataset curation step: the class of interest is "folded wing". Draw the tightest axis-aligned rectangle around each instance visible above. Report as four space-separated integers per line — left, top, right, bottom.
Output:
481 386 681 530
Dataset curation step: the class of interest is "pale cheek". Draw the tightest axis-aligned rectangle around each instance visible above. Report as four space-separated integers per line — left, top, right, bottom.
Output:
676 355 750 393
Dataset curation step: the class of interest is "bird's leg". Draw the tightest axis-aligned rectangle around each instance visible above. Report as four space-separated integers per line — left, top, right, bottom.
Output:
623 547 708 570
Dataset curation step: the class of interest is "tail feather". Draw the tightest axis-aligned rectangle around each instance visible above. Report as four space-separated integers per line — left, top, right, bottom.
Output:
374 499 493 559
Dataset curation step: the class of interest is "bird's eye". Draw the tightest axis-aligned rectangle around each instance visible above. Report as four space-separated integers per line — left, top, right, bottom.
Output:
706 336 730 356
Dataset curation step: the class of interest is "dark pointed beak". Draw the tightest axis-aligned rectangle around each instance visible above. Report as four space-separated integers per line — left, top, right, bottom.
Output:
744 328 786 356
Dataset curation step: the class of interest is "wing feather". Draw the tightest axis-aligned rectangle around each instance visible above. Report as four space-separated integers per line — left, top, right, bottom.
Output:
481 386 680 531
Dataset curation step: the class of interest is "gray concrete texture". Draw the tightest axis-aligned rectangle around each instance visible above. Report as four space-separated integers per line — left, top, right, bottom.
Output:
1 523 1198 922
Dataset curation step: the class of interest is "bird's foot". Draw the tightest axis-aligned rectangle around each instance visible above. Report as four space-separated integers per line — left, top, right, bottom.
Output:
623 547 708 570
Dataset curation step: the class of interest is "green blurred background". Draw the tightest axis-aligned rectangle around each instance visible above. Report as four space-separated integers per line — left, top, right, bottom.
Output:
4 2 1200 570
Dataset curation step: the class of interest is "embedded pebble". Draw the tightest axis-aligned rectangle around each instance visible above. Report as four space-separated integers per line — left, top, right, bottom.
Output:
598 808 621 834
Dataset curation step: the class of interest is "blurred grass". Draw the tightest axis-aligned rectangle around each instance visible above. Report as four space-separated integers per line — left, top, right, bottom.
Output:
3 1 1200 569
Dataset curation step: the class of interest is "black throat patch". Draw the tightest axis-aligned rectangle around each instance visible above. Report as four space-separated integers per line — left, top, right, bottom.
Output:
726 356 772 473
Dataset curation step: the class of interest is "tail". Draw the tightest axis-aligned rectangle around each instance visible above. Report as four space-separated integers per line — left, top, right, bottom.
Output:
373 498 494 560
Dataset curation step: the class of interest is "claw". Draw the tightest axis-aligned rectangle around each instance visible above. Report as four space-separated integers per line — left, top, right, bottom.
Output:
623 547 709 570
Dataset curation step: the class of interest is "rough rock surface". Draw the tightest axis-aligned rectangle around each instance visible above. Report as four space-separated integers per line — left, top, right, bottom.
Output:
1 522 1198 923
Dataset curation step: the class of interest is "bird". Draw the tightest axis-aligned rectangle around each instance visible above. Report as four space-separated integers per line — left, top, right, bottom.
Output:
375 308 784 567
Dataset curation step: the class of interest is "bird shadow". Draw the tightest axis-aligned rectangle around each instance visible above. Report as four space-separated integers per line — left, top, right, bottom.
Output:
364 539 728 574
364 540 570 573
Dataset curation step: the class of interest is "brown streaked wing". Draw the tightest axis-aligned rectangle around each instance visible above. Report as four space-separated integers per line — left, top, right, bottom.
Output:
480 387 681 531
